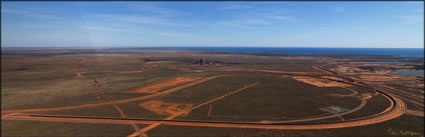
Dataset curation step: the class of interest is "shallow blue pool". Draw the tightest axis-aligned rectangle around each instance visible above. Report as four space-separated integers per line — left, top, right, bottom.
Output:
392 70 424 76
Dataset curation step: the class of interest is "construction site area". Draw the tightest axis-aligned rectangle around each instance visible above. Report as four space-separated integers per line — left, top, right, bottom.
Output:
1 48 424 137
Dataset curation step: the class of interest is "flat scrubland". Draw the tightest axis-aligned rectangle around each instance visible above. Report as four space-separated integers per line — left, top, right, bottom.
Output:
1 48 423 137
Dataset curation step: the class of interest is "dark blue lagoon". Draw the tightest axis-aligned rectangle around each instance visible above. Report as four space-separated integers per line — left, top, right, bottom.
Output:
392 71 424 76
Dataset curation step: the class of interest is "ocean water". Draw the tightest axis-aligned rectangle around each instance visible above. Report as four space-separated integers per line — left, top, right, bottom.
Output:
163 47 424 57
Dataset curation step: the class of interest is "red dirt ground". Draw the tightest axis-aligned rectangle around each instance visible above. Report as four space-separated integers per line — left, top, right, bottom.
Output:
139 100 193 116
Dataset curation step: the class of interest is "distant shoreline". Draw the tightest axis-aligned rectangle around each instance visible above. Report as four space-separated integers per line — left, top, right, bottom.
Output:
2 47 424 57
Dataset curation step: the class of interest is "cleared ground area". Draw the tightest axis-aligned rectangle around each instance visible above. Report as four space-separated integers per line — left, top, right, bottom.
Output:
2 49 423 137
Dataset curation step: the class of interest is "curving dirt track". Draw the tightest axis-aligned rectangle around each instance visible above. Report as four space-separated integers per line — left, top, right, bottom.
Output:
313 64 333 74
1 79 405 130
405 110 424 117
1 64 408 135
1 95 404 130
93 79 144 137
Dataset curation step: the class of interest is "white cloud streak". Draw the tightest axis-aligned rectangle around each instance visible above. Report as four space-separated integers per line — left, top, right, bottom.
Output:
159 31 192 37
2 8 60 20
397 15 424 24
97 14 180 26
127 3 189 17
266 15 296 22
335 7 345 13
217 5 253 10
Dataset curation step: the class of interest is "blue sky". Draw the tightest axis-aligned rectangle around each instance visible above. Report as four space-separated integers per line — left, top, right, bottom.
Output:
1 2 424 48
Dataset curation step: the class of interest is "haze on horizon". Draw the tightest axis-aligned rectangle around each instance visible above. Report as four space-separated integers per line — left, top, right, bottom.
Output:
1 1 424 48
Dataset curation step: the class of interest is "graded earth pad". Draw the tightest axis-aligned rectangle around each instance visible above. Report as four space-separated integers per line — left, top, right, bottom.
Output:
292 76 351 87
139 100 193 116
321 76 345 81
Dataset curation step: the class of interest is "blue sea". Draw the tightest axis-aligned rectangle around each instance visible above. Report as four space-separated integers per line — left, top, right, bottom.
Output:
161 47 424 57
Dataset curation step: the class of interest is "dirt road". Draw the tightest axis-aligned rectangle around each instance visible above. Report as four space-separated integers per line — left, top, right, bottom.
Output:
2 95 404 130
1 75 228 114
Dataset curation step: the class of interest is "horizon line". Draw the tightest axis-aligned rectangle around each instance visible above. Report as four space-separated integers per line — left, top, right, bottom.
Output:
2 46 424 49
